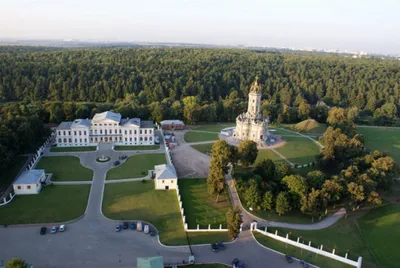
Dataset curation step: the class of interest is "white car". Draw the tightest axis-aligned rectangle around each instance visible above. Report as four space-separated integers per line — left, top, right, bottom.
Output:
59 224 65 232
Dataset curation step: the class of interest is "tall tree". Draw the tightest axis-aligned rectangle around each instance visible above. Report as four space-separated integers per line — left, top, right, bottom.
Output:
238 140 258 168
226 207 242 239
275 192 290 216
182 96 200 124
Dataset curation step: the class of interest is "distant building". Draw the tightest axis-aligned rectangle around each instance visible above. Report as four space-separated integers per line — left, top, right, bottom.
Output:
56 111 155 147
154 164 177 190
137 256 163 268
160 120 185 130
13 169 46 195
234 78 269 143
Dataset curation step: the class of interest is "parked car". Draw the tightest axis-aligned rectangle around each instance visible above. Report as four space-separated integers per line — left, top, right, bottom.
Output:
149 231 156 236
114 160 120 166
300 260 310 268
59 224 66 232
211 243 219 252
285 254 294 263
231 258 245 268
115 224 122 232
51 226 58 234
40 226 47 235
123 222 129 229
217 242 225 250
129 222 136 230
121 155 127 160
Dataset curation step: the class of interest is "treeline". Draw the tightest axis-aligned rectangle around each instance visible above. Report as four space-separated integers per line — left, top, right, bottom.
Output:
0 105 50 179
0 47 400 125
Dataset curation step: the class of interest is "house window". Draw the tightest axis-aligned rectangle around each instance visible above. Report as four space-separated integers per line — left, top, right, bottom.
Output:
95 138 98 142
149 137 152 141
94 124 97 126
68 138 72 142
64 138 67 142
58 131 61 135
63 131 66 135
125 138 127 142
99 124 102 126
140 137 143 141
27 185 31 189
95 129 97 134
130 130 132 134
79 131 82 135
140 130 142 134
105 129 107 134
130 137 132 141
145 129 147 134
149 129 152 134
100 130 103 134
162 180 164 183
145 137 148 141
115 129 117 134
58 138 62 143
75 138 77 142
134 130 137 134
171 180 173 183
68 131 71 135
134 137 137 141
74 131 76 135
125 130 127 135
17 186 21 190
84 131 87 135
119 129 121 134
85 138 87 143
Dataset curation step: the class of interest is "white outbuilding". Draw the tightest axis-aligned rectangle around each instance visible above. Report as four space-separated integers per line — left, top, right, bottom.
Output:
13 169 46 195
154 164 177 190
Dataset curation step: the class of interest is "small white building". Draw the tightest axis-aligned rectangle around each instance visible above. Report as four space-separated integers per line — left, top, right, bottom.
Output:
13 169 46 195
154 164 178 190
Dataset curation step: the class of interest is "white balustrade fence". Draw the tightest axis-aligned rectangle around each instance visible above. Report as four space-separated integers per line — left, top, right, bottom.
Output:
253 225 362 268
0 192 15 207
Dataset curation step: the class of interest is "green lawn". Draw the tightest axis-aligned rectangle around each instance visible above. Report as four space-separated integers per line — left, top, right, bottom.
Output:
253 232 353 268
194 123 235 132
114 145 160 151
265 212 380 268
0 185 90 224
191 143 214 155
102 181 230 245
359 204 400 268
358 126 400 163
255 149 283 164
106 154 166 180
184 131 219 143
167 264 228 268
36 156 93 181
50 146 97 152
179 179 231 229
0 156 28 194
275 134 320 165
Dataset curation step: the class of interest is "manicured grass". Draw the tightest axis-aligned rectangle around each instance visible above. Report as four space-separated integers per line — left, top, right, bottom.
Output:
359 204 400 268
184 131 219 143
266 213 379 268
114 145 160 151
358 126 400 163
275 133 320 165
36 156 93 181
0 185 90 224
179 179 231 229
194 123 235 132
255 149 283 164
191 143 214 155
253 232 354 268
0 156 28 194
106 154 166 180
167 264 229 268
50 146 96 152
102 180 230 245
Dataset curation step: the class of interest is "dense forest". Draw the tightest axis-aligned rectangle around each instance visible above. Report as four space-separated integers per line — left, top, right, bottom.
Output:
0 47 400 126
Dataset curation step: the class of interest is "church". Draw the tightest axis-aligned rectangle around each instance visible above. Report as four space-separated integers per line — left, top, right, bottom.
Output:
234 78 269 143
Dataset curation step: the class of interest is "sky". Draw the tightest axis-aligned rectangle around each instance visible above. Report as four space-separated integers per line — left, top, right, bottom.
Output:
0 0 399 54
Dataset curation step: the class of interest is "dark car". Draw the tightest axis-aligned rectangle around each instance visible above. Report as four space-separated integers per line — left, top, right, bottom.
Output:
217 242 225 250
211 243 219 252
123 222 129 229
121 155 127 160
115 224 121 232
129 223 136 230
40 226 47 235
300 260 310 268
114 160 120 166
149 231 156 236
285 254 294 263
231 258 245 268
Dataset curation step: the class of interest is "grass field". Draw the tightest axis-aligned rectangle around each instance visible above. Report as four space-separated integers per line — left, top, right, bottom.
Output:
253 232 353 268
179 179 231 229
114 145 160 151
275 132 320 165
106 154 166 180
191 143 214 154
255 149 283 164
102 181 230 245
0 185 90 224
36 156 93 181
265 213 380 268
358 204 400 268
166 264 228 268
0 156 28 194
50 146 97 152
358 126 400 163
184 131 219 143
193 123 235 132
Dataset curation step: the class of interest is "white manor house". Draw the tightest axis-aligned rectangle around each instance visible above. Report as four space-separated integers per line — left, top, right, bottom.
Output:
56 111 155 147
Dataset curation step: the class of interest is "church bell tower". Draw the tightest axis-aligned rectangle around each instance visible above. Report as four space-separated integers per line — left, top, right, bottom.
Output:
247 78 262 119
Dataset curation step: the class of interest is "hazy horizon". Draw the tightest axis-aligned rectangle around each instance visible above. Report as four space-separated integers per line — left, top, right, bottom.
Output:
1 0 399 54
